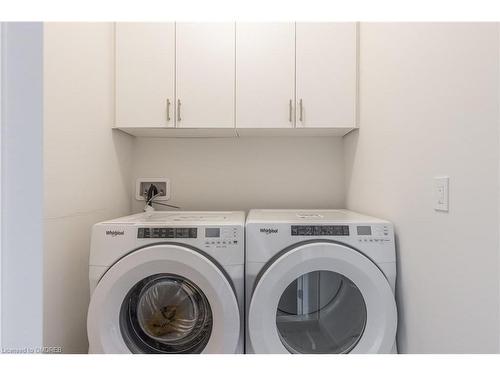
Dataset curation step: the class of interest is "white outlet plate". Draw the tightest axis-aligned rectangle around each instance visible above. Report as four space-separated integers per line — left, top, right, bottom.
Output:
136 178 170 201
434 176 449 212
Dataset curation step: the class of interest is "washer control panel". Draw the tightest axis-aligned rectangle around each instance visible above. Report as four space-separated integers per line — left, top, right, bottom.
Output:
203 226 239 248
356 225 391 243
136 226 241 250
137 227 197 239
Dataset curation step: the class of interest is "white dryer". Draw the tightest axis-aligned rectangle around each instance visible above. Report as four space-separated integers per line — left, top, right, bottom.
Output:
87 211 245 354
245 209 398 354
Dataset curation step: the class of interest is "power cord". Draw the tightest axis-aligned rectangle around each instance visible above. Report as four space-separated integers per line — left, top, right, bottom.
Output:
144 184 180 211
146 184 158 206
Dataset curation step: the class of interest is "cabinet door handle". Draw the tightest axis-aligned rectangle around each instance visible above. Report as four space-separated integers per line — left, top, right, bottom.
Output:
177 99 181 122
289 99 293 122
166 99 171 122
299 99 303 122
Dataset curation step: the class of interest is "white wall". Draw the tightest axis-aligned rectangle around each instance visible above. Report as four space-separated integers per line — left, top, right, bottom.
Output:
131 137 345 213
344 23 499 353
43 23 133 353
1 23 44 351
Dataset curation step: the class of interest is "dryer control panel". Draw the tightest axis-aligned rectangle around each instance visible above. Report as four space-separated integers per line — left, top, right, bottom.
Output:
291 225 349 236
356 224 391 243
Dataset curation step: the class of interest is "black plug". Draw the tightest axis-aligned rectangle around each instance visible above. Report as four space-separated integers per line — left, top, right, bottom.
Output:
146 184 158 207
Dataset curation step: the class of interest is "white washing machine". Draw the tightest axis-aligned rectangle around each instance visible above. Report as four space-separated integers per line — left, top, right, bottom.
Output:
87 211 245 354
245 209 398 354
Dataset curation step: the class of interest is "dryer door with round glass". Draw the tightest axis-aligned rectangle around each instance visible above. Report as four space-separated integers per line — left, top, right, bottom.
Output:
87 244 240 354
248 241 397 354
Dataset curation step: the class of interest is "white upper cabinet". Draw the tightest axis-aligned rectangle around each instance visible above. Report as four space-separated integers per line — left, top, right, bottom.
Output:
295 23 357 128
236 23 296 128
176 23 235 128
114 22 358 137
115 23 175 127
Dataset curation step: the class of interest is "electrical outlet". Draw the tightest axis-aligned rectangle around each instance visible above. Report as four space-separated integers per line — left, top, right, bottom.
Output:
136 178 170 201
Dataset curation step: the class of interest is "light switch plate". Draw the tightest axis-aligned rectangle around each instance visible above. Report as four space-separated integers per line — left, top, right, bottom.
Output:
434 176 449 212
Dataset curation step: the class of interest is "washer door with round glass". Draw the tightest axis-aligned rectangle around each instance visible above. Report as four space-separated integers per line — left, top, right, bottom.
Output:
248 241 397 354
87 244 240 354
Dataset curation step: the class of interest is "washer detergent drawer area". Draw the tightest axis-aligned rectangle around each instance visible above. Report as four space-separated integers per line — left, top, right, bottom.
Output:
87 244 241 354
247 241 397 354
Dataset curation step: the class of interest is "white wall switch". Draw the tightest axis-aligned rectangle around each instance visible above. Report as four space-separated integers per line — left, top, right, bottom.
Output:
434 176 449 212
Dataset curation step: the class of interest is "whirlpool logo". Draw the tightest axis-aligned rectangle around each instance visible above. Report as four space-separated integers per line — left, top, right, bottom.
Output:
106 230 124 237
260 228 279 235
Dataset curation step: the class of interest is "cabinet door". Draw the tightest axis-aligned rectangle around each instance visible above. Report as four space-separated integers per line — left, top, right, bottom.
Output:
176 23 235 128
115 23 175 127
296 23 357 128
236 23 295 128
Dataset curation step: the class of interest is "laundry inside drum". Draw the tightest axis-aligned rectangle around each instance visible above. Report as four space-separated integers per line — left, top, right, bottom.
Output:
120 273 213 354
137 278 201 342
